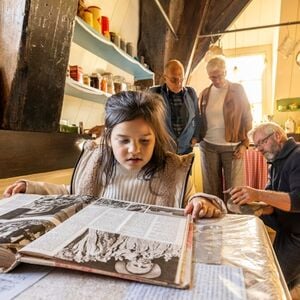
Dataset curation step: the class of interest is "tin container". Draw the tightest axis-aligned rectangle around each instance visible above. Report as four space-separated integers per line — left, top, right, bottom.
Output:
88 6 101 34
101 16 109 36
126 42 133 56
82 10 93 27
110 32 120 47
69 65 83 84
120 38 126 51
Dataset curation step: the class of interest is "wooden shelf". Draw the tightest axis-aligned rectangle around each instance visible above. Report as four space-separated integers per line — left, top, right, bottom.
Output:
64 77 111 104
276 97 300 112
72 16 154 81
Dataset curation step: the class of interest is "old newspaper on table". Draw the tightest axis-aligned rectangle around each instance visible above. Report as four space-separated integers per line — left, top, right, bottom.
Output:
0 194 96 272
18 198 193 288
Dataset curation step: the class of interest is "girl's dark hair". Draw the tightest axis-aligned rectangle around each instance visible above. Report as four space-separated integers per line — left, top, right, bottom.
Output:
99 91 176 188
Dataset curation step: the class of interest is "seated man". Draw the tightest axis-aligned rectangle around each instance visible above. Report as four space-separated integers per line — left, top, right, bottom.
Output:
230 122 300 291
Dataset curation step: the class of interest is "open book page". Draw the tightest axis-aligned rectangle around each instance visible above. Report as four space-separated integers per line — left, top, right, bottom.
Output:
0 194 95 273
19 198 192 288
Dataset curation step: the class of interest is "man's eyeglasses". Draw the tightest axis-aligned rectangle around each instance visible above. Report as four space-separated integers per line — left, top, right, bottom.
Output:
165 75 184 84
253 132 274 149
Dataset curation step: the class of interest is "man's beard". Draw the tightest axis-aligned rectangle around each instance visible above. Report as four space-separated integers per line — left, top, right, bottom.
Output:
262 142 281 162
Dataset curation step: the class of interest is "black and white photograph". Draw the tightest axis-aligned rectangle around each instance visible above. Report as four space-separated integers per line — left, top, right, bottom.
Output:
0 219 55 248
54 228 181 283
0 195 94 222
126 203 149 213
94 198 131 209
147 206 184 217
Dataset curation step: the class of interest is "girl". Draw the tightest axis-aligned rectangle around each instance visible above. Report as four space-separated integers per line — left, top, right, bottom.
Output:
3 91 225 219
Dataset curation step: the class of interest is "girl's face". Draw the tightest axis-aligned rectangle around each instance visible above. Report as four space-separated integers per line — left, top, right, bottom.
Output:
110 118 156 171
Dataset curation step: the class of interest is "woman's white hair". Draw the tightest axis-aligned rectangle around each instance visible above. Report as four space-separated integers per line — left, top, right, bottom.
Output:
206 56 226 72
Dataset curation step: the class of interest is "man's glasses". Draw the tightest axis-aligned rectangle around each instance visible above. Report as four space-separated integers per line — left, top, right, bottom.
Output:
253 132 274 149
165 75 184 84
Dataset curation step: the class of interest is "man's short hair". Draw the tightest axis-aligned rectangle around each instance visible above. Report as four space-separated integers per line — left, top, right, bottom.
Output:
164 59 184 73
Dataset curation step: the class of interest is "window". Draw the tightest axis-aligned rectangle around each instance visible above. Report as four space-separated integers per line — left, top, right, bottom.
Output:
226 54 265 125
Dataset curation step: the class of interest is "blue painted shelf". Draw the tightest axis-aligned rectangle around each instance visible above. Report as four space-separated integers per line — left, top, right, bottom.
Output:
64 77 111 104
73 17 154 81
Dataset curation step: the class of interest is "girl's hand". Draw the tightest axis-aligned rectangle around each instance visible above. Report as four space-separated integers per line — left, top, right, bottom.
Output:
184 197 222 220
3 181 26 198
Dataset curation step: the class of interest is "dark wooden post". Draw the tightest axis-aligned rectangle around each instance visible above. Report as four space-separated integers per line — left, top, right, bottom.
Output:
0 0 78 132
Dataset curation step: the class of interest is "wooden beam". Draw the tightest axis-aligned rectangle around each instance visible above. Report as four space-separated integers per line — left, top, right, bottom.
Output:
138 0 252 82
0 0 78 132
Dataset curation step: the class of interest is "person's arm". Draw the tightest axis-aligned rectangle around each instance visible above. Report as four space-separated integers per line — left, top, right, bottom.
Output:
3 180 70 198
230 186 291 211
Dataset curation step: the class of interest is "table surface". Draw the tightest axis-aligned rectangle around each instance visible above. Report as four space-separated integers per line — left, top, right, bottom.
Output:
3 210 289 300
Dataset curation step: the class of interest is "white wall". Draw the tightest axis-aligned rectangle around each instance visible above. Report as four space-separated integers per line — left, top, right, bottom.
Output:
61 0 139 130
273 0 300 127
189 0 282 119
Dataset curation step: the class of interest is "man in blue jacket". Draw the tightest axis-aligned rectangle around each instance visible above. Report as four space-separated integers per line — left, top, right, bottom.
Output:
149 59 200 154
230 122 300 292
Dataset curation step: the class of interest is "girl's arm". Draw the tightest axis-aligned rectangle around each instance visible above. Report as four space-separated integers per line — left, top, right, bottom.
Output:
3 180 70 198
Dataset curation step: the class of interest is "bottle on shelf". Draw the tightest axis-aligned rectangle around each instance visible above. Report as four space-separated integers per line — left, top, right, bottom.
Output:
285 117 296 133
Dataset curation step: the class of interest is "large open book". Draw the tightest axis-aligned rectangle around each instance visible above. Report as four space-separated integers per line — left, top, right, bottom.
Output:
0 194 193 289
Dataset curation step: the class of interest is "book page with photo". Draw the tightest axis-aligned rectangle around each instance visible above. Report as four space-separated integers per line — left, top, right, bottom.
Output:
0 194 96 272
18 198 193 288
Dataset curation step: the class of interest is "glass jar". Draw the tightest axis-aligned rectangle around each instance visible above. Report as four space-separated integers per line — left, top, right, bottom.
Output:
90 73 100 89
113 75 126 93
110 32 120 47
101 77 107 92
126 42 133 56
83 74 90 86
102 72 114 94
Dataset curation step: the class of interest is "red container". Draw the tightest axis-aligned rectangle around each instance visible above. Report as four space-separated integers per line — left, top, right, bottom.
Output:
69 65 83 83
101 16 109 35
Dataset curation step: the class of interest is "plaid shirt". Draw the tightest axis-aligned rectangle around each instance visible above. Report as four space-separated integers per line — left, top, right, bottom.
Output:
168 90 188 138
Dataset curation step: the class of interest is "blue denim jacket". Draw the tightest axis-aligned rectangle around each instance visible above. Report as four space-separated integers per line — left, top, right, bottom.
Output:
149 84 200 154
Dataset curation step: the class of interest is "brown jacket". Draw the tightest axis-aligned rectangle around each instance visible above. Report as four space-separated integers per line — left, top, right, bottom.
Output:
198 82 252 147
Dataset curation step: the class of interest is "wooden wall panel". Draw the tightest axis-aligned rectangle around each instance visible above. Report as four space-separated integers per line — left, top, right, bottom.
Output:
0 130 83 178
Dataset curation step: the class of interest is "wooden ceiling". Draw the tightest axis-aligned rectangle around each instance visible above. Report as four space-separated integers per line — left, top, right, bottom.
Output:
138 0 252 83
